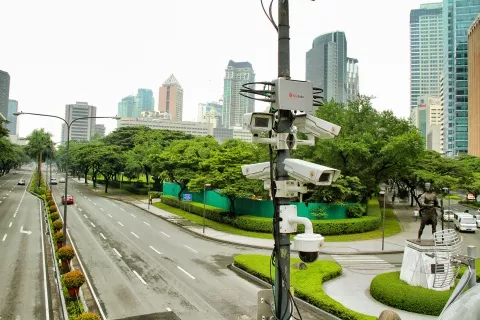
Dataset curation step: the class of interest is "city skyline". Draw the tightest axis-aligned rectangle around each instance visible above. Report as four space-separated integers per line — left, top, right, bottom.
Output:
0 0 442 143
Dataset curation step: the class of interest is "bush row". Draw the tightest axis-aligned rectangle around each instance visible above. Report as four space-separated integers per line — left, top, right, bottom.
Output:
370 271 452 316
458 200 480 208
160 195 380 235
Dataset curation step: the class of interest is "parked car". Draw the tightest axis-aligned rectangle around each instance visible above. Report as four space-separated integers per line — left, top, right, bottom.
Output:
50 178 58 185
59 177 66 183
61 194 74 205
17 179 26 185
443 210 455 222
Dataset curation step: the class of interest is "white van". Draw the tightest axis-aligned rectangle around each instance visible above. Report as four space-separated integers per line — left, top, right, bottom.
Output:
453 212 477 232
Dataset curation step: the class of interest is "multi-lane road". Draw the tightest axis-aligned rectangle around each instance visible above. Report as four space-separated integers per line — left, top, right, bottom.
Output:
0 169 51 320
50 173 324 320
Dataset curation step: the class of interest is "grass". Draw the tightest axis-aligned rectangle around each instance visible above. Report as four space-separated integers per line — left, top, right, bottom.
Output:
444 195 462 200
234 254 375 320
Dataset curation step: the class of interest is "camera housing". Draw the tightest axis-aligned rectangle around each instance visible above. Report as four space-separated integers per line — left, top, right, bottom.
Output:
292 113 341 139
243 112 274 134
293 233 324 263
241 162 271 180
283 158 340 186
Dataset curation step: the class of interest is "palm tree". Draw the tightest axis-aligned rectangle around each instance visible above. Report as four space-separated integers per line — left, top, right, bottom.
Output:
25 129 54 187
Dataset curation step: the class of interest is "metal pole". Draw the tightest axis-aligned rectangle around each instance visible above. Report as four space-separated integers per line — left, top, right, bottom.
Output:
62 124 71 246
382 194 385 251
147 182 150 210
468 246 477 289
120 173 123 201
275 1 292 319
448 193 451 229
203 185 206 234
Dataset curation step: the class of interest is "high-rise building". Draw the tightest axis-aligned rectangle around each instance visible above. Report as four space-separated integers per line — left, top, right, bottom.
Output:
223 60 255 129
95 124 106 137
0 70 10 122
409 3 443 111
61 102 97 143
306 31 358 104
117 95 136 118
198 102 223 128
411 97 428 140
346 58 360 101
425 96 444 153
468 14 480 157
158 74 184 121
135 88 154 117
7 100 18 135
442 0 480 156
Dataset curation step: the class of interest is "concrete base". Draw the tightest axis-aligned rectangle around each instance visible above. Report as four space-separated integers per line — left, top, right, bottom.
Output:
399 239 453 291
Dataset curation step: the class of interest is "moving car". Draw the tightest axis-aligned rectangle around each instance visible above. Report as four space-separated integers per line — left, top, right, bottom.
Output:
59 177 66 183
50 178 58 185
17 179 26 185
453 212 477 232
61 194 74 205
443 210 455 222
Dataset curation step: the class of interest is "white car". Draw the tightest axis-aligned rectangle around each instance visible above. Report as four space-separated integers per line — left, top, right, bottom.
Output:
443 210 455 222
59 177 66 183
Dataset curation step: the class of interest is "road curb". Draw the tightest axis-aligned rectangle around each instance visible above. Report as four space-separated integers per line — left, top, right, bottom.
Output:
228 263 342 320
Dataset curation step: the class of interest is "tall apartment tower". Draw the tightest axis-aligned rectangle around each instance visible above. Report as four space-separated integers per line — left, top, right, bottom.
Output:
222 60 255 129
442 0 480 156
135 88 154 117
118 95 136 118
158 74 184 121
61 102 97 143
0 70 10 122
7 100 18 135
409 3 443 112
95 124 106 137
346 58 360 101
468 14 480 157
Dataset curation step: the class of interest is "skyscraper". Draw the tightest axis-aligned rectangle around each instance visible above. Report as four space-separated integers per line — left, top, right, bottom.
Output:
222 60 255 129
306 31 358 103
409 3 443 112
117 95 135 118
61 102 97 143
0 70 10 122
135 88 154 117
346 58 360 101
158 74 184 121
468 14 480 156
442 0 480 156
95 124 106 137
198 102 223 128
7 100 18 135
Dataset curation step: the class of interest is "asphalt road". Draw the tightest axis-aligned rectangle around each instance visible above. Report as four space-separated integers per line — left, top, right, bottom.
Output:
441 200 480 254
0 169 50 320
51 174 325 320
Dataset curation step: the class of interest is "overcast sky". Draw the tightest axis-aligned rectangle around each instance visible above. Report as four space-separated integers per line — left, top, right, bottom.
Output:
0 0 440 143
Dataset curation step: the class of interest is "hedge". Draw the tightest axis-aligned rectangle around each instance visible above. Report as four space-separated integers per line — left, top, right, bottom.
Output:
459 200 480 208
234 254 375 320
370 271 452 316
160 195 380 235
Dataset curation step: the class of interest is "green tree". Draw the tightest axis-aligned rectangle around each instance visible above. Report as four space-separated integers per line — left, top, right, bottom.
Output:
25 129 54 186
102 126 152 151
306 175 366 204
0 139 25 174
97 145 125 193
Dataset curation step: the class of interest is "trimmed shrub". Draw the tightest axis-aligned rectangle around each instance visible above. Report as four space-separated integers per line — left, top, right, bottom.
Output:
53 220 64 232
149 191 162 198
459 200 480 208
47 200 55 207
49 205 58 213
63 270 86 289
76 313 101 320
58 245 75 261
55 231 64 242
370 271 452 316
161 195 230 222
49 212 60 222
346 204 365 218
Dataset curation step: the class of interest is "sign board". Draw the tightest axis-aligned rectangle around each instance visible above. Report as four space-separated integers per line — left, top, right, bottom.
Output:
467 193 475 201
182 193 192 201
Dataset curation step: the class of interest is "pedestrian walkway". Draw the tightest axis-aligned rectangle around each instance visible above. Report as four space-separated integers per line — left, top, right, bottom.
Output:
332 255 396 270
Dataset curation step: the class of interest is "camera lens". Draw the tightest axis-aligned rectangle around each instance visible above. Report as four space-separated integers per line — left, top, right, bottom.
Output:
299 251 319 263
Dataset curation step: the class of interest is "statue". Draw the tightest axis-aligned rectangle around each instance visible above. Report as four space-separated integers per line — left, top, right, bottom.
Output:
417 182 439 242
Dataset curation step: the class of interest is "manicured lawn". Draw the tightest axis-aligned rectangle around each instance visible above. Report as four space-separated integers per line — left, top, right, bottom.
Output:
444 195 462 200
234 254 375 320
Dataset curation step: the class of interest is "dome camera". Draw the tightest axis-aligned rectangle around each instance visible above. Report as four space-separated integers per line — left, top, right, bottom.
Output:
293 233 324 263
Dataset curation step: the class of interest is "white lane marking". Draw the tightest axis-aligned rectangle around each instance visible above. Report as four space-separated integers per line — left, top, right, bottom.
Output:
130 213 136 218
166 307 172 312
8 222 12 228
93 202 97 206
130 232 139 238
88 199 91 202
13 213 16 218
143 221 151 227
100 208 104 211
2 234 7 241
184 245 198 253
90 222 96 228
117 221 124 227
84 196 87 199
133 270 147 285
39 199 51 320
161 232 170 238
0 201 2 204
100 233 107 240
177 266 195 280
83 214 88 219
120 208 125 211
108 214 112 218
113 248 122 258
78 208 83 212
80 193 83 196
149 246 161 255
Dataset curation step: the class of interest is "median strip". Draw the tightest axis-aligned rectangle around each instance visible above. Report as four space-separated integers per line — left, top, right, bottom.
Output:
177 266 195 280
133 270 147 285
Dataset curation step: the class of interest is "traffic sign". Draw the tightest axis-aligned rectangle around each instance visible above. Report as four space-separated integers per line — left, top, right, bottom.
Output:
182 193 192 201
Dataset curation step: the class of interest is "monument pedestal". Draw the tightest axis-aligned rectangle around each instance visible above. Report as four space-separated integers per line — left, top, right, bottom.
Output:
400 239 454 291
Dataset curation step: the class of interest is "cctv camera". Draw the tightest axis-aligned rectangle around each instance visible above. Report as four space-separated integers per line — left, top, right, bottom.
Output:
283 158 341 186
241 162 271 180
292 114 341 139
243 112 274 134
293 233 324 263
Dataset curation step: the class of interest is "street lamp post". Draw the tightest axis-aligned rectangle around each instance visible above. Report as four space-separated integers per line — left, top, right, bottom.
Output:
119 172 124 201
379 190 386 251
203 183 211 234
14 111 119 245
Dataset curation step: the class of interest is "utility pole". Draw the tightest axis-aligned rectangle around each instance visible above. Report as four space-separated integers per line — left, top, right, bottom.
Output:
275 1 292 319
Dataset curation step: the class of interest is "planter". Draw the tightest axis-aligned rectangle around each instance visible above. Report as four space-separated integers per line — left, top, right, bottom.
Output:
68 287 80 297
61 260 70 270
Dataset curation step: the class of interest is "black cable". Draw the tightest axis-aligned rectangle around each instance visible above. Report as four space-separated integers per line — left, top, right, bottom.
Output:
261 0 278 31
269 0 277 30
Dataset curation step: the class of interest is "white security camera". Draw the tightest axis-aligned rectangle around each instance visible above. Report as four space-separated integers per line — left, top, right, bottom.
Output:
294 233 325 263
243 112 274 134
241 162 271 180
292 114 341 139
283 158 340 186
